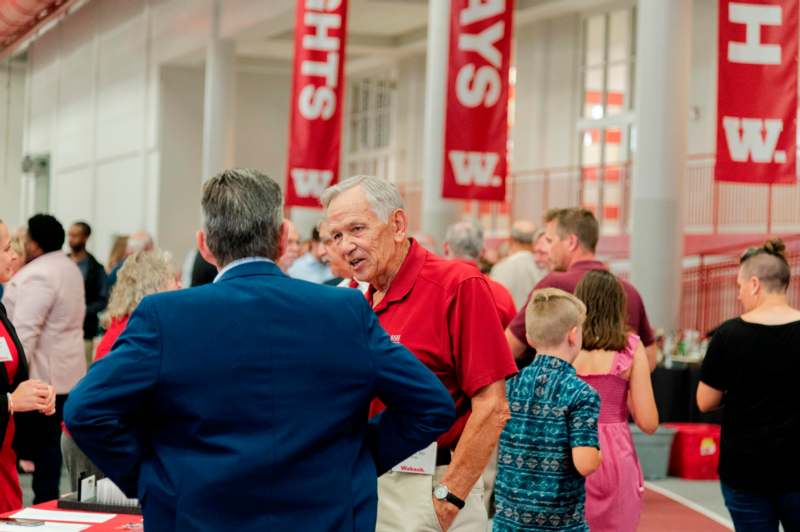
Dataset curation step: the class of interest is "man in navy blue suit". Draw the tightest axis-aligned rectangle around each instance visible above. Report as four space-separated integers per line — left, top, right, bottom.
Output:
64 169 455 531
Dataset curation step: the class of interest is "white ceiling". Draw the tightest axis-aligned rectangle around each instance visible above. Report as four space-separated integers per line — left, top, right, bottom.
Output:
178 0 618 73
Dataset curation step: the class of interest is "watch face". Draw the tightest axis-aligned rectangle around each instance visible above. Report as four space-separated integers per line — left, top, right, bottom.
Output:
433 485 448 500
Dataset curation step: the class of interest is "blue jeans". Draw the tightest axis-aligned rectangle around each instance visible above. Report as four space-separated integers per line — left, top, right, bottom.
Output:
721 482 800 532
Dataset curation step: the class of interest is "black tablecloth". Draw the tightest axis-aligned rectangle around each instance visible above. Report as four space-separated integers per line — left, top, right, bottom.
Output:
652 363 722 424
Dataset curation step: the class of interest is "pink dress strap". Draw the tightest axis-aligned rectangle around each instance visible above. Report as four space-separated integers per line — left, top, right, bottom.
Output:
611 333 640 377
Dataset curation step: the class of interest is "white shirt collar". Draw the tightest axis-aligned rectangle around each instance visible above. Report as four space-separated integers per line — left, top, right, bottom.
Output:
213 257 274 283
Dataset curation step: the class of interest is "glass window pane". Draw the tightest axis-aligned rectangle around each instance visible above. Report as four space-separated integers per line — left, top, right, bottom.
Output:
352 85 361 113
361 81 370 113
360 115 369 148
584 15 605 67
583 67 604 119
608 10 630 63
349 119 358 153
581 128 602 166
606 63 628 115
604 127 624 163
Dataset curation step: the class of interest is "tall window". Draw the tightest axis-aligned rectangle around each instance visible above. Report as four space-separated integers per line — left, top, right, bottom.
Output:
345 76 395 181
578 7 635 235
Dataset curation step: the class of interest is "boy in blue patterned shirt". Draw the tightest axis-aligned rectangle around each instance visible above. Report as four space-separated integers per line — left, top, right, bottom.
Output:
494 288 602 531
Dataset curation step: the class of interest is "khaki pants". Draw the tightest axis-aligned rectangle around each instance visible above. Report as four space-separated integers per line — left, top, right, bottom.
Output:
483 447 498 516
376 466 487 532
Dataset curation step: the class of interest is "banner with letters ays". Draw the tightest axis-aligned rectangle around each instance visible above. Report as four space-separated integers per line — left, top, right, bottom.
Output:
716 0 798 184
442 0 514 201
286 0 348 207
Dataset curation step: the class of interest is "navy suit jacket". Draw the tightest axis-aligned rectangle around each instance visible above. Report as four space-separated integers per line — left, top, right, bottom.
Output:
64 261 455 531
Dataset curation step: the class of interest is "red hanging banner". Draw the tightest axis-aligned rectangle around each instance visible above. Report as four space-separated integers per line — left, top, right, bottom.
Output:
442 0 514 201
285 0 348 207
716 0 798 184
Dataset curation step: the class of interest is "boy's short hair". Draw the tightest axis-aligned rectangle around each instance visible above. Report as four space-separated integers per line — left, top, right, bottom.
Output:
525 288 587 348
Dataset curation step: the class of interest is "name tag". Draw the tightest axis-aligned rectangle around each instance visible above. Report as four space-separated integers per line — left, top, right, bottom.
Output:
0 338 13 362
391 442 437 475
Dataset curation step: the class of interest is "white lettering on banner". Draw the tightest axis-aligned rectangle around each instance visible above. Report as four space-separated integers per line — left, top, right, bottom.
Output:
728 3 782 65
300 52 340 88
448 151 502 187
297 2 341 121
303 12 341 52
460 0 504 25
299 85 336 120
456 64 501 107
722 117 786 163
291 169 334 197
305 0 342 12
459 21 504 68
455 7 505 109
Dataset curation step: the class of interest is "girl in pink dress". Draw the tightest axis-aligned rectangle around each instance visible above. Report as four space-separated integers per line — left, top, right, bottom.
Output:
573 269 659 532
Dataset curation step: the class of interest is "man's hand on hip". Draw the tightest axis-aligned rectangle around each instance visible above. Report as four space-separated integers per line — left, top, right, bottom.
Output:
433 496 459 531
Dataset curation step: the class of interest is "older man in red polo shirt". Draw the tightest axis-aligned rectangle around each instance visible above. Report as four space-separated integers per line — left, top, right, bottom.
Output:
506 208 657 369
323 176 517 532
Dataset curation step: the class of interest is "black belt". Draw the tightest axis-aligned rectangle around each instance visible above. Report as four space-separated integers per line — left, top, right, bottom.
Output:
436 446 452 466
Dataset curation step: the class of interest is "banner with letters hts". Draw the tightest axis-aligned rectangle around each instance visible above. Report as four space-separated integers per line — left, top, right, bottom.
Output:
286 0 348 208
716 0 798 184
443 0 514 201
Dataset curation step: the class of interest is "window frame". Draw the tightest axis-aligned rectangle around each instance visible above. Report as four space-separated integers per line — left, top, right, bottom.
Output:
576 3 637 233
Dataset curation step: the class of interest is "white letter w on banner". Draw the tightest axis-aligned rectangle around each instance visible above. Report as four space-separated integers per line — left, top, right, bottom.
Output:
448 151 502 187
722 117 786 163
291 168 334 198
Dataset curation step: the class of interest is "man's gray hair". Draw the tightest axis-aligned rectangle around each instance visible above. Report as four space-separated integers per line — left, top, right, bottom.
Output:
445 220 484 261
202 168 283 266
510 220 536 245
127 231 154 254
320 175 404 220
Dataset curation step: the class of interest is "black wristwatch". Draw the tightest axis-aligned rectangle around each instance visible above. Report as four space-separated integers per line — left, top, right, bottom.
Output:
433 483 465 509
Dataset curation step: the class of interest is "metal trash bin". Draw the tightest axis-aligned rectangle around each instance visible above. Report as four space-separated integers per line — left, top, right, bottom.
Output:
630 424 677 480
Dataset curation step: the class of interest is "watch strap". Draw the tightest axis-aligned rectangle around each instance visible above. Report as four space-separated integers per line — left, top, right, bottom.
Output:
445 491 465 509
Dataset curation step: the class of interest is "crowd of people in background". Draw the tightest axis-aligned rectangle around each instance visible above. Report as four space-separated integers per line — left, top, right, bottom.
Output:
0 169 795 531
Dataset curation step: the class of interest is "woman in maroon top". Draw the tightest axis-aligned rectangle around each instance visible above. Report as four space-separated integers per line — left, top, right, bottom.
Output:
0 220 56 511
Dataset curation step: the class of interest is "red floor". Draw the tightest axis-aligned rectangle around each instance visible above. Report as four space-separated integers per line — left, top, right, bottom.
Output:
639 487 731 531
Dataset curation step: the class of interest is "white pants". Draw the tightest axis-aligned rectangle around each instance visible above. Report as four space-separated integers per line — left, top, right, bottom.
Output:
376 466 487 532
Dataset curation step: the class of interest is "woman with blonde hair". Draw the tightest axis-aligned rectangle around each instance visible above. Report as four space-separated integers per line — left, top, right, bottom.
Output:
61 249 179 491
96 250 179 360
0 220 56 511
8 233 24 277
106 235 129 274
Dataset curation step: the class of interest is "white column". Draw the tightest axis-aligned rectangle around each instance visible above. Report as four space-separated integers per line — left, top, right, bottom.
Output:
201 0 236 182
420 0 459 246
630 0 692 331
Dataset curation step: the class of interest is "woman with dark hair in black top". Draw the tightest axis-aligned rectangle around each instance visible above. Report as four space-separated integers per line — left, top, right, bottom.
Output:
697 238 800 531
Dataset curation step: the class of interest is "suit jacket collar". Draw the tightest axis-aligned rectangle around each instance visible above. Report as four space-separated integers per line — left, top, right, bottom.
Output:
216 259 285 283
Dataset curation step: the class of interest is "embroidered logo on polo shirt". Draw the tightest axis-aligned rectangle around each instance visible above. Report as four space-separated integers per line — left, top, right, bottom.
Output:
390 334 402 344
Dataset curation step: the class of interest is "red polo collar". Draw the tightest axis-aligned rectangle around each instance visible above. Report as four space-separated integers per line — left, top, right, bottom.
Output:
368 238 427 312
